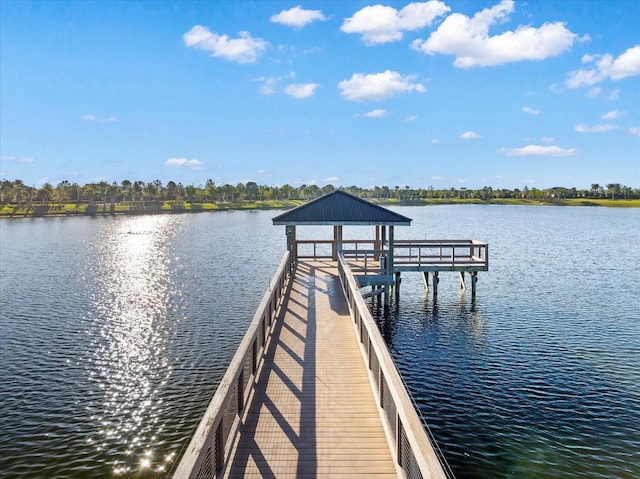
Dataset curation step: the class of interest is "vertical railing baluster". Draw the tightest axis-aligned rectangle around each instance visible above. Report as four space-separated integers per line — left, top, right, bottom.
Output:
215 421 223 472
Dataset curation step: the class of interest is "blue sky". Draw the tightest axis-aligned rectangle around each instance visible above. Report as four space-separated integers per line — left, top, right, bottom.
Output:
1 0 639 190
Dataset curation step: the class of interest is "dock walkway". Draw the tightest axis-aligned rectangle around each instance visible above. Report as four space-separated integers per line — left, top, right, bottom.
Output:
222 260 397 478
174 193 459 478
173 251 449 479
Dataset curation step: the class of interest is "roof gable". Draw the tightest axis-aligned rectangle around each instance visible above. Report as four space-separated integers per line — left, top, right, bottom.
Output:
272 190 411 226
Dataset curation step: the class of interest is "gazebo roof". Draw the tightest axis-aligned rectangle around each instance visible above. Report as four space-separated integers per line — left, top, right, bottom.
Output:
272 190 412 226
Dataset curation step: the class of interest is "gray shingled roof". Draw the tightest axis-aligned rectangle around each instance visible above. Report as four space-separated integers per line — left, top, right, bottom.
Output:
272 190 412 226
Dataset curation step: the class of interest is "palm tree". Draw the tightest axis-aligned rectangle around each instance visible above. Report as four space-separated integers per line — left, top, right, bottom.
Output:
205 179 217 201
321 184 334 196
70 182 81 203
0 180 13 204
166 181 177 200
40 183 54 206
121 180 132 202
11 180 24 206
245 181 259 201
54 180 70 208
307 184 320 199
185 184 196 203
606 183 621 200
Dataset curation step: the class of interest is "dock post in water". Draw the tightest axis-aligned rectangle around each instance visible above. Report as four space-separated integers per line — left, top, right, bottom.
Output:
432 271 439 298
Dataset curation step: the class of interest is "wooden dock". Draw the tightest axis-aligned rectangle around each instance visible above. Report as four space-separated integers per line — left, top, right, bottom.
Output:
222 261 397 478
172 253 449 479
303 239 488 299
172 193 483 478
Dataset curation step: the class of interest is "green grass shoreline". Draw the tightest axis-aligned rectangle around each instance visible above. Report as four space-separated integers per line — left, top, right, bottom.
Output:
1 197 638 218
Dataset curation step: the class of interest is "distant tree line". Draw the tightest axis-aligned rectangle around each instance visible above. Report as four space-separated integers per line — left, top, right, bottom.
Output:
1 178 638 208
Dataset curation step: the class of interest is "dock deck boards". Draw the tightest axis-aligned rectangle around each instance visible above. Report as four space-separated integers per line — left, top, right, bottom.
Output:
222 261 397 478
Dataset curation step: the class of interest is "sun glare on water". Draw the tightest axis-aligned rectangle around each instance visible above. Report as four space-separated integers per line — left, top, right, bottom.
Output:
83 215 181 474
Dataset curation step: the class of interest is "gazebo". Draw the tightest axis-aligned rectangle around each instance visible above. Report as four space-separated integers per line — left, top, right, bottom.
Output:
272 190 410 260
272 191 411 305
273 190 488 303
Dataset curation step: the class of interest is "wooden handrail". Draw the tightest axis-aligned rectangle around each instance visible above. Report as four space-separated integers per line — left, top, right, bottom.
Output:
392 242 488 271
171 252 293 479
337 252 450 479
173 248 455 478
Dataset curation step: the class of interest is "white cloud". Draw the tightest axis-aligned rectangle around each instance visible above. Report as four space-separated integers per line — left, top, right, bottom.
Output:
499 145 577 157
412 0 578 67
608 89 620 100
270 6 327 28
1 156 34 163
522 106 541 115
541 137 555 144
549 83 563 94
183 25 267 64
82 114 117 123
338 70 425 101
581 54 595 64
355 109 389 119
256 76 279 95
341 1 450 45
630 127 640 137
460 131 481 139
324 176 339 183
404 115 418 122
601 109 626 120
567 45 640 88
586 87 602 98
430 138 440 144
574 123 618 133
255 73 296 95
164 158 205 170
284 83 319 99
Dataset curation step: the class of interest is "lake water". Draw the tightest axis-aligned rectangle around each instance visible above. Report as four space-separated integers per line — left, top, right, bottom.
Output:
1 206 639 478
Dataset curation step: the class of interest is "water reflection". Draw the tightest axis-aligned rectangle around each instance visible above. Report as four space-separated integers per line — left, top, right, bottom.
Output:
372 275 487 349
85 216 178 475
2 207 638 478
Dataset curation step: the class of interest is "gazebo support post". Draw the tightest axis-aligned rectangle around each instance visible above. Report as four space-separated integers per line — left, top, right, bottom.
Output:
332 225 343 261
286 225 297 260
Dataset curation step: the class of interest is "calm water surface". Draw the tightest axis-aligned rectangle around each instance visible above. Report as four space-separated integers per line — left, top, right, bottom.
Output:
0 212 284 477
1 206 639 478
372 206 640 479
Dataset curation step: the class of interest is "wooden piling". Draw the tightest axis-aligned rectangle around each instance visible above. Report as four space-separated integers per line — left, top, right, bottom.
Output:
432 271 439 297
471 272 477 298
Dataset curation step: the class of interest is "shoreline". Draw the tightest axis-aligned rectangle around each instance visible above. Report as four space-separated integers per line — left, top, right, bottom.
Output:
1 197 639 218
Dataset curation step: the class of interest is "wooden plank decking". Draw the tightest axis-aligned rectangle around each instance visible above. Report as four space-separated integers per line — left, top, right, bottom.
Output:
222 261 397 478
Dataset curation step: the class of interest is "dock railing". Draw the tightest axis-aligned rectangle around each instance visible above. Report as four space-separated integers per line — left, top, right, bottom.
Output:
295 239 334 259
297 239 487 273
171 251 294 479
338 252 451 479
393 240 488 271
296 239 378 260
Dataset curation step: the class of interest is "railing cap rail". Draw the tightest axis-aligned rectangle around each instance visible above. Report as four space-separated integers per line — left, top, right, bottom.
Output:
172 251 292 479
338 252 449 479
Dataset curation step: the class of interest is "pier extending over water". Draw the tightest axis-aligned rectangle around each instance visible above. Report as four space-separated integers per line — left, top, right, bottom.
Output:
173 253 450 478
173 192 487 478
